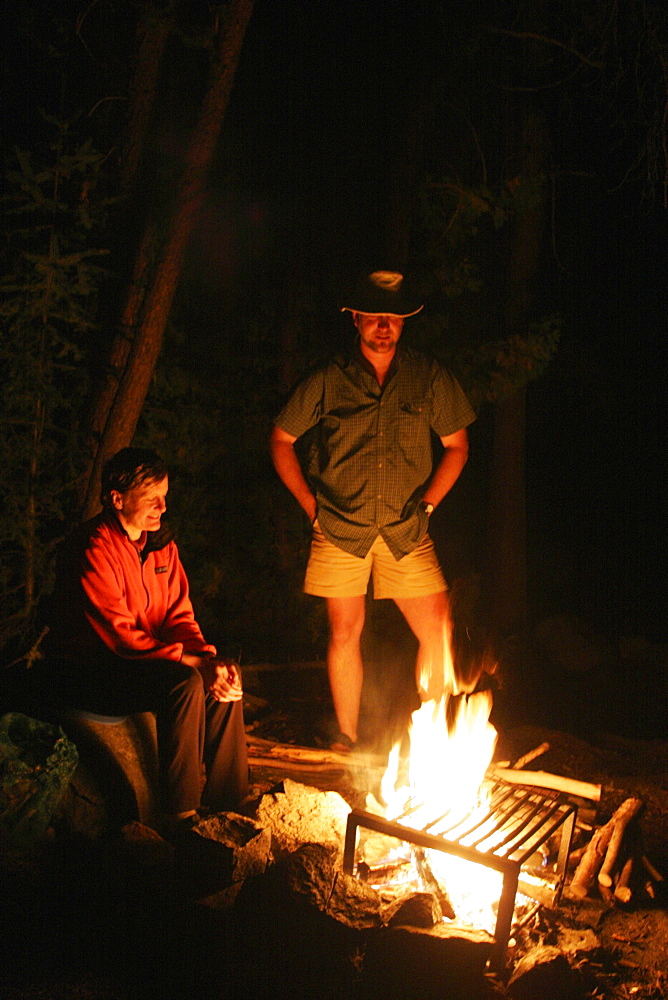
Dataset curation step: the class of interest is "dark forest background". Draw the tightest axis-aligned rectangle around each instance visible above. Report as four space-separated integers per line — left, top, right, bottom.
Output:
1 1 666 730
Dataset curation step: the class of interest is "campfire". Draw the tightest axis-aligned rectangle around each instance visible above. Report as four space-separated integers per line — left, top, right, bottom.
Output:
335 641 578 969
241 619 666 985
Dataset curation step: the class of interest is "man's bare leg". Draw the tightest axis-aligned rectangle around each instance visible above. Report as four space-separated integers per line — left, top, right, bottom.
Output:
325 595 366 745
394 591 451 702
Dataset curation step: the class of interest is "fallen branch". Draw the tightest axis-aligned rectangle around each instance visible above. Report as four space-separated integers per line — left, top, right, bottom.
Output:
511 742 550 770
247 753 349 772
246 735 384 770
490 766 601 802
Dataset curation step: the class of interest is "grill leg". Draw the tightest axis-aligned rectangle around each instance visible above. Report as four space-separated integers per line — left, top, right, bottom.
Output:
490 868 519 972
554 808 577 900
343 813 358 874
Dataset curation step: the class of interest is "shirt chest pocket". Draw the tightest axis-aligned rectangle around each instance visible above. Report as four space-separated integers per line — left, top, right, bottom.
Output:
397 397 430 447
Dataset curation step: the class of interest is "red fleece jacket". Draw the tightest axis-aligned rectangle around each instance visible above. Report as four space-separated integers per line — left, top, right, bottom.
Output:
46 511 215 662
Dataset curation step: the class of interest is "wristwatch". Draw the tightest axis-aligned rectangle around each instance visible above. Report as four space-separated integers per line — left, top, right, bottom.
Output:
419 500 434 516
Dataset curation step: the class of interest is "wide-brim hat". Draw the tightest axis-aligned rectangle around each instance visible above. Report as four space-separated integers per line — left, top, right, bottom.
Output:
340 271 423 318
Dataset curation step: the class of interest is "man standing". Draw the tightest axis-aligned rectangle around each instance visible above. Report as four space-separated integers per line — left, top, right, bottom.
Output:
270 271 476 752
44 447 248 831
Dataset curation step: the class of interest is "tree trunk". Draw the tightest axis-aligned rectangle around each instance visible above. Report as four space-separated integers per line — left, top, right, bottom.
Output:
80 0 254 520
78 3 170 505
488 108 547 635
119 2 171 198
81 220 157 503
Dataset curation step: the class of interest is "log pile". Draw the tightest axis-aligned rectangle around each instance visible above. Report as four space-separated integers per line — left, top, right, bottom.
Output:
567 796 665 906
487 741 666 908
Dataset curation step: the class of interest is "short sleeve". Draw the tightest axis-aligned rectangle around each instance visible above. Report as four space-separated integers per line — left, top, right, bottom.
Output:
430 363 477 437
274 369 326 439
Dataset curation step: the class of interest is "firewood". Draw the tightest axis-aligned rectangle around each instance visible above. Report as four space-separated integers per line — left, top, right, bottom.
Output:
411 846 456 920
511 742 550 770
613 856 634 904
597 797 643 888
247 753 348 772
641 854 664 884
246 735 384 770
568 815 616 899
641 853 663 900
568 797 643 899
566 844 588 870
598 881 615 906
490 766 601 802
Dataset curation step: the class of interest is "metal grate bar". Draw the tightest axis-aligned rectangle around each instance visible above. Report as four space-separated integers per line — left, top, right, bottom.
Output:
420 784 520 837
469 798 560 855
509 802 576 866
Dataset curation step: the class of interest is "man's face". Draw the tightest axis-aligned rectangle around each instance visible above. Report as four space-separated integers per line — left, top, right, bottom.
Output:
353 312 404 355
111 475 168 540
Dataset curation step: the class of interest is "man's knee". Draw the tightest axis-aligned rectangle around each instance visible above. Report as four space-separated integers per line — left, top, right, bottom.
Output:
327 597 366 645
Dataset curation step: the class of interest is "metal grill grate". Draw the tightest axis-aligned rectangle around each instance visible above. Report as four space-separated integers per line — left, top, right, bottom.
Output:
342 777 577 970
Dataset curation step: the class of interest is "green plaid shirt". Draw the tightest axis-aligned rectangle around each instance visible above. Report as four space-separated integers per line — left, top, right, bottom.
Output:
275 344 476 559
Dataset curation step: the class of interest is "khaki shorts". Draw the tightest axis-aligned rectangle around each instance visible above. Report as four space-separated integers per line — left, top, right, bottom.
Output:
304 522 447 599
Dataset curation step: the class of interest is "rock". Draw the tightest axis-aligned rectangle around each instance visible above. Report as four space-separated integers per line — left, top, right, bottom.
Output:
120 820 174 867
281 842 383 930
57 711 159 830
254 778 351 857
55 763 110 841
197 880 244 911
383 891 441 928
231 843 382 999
191 811 271 882
362 923 494 1000
507 944 583 999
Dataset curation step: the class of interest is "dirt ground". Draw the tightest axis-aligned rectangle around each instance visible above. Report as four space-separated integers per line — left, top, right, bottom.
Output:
243 659 668 999
2 654 668 999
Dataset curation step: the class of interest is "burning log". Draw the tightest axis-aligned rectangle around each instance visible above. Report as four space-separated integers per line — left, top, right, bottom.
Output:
411 846 456 920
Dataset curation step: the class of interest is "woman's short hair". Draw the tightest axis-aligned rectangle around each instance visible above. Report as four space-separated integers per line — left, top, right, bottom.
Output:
100 448 168 508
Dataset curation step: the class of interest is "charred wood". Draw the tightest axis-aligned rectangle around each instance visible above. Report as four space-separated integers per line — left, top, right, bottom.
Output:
411 846 456 920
